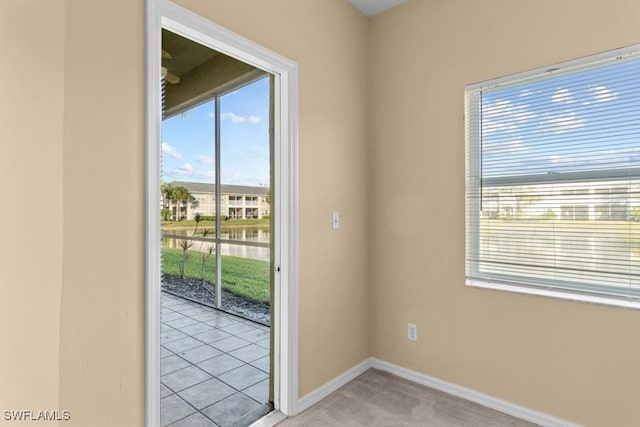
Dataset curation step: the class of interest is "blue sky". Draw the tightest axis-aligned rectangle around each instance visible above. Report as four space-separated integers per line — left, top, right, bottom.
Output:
161 77 270 187
481 58 640 178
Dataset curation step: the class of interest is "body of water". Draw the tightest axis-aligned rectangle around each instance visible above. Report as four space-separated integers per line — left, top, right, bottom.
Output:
478 220 640 291
163 227 270 261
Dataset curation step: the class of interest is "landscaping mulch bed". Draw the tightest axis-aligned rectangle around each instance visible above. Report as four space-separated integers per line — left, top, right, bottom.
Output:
161 275 270 326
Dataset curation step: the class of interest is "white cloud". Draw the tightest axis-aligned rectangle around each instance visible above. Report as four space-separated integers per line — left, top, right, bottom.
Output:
162 142 182 159
482 118 518 134
192 170 216 180
221 112 260 124
551 88 575 104
179 163 193 172
511 110 537 122
538 111 584 134
163 168 215 181
163 168 191 178
196 154 214 164
198 170 216 179
482 99 536 135
207 111 261 124
590 85 618 103
221 172 269 187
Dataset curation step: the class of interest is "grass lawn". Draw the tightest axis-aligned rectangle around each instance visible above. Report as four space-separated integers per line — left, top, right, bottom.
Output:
162 247 270 303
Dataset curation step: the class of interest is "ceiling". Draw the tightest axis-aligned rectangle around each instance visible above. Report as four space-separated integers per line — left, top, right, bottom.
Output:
162 29 220 77
161 29 266 118
348 0 408 17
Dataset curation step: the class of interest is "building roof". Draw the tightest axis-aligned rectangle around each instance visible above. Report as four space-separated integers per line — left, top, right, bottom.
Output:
169 181 269 196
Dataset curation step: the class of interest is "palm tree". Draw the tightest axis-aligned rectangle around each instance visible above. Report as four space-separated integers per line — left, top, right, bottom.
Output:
171 186 191 220
161 182 175 219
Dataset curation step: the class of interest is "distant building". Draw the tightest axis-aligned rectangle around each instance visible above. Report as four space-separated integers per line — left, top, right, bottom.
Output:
482 180 640 221
164 181 270 220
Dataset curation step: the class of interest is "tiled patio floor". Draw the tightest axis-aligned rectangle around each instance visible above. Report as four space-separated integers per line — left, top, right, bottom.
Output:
161 291 272 427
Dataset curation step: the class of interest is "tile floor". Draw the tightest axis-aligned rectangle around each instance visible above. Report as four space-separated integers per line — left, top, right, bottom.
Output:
161 292 272 427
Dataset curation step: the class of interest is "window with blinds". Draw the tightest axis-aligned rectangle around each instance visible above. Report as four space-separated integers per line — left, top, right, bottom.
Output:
465 45 640 307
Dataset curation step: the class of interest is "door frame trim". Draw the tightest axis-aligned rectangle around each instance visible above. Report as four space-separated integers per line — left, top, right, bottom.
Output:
145 1 299 425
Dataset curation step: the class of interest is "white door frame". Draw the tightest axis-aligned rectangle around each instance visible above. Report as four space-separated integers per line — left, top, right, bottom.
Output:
145 1 299 425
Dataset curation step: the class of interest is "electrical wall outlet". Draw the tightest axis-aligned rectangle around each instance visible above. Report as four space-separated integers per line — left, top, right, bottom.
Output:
407 323 418 341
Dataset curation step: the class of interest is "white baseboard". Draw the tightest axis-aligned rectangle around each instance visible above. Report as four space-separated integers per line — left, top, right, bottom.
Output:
295 358 374 414
371 358 581 427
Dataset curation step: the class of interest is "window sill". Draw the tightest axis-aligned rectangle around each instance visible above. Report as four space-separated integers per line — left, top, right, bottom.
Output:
466 279 640 311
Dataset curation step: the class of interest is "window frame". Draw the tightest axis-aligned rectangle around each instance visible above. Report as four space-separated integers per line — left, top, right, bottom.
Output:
464 44 640 310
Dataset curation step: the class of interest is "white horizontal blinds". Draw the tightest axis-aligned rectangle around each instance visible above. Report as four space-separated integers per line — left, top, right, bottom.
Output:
465 48 640 299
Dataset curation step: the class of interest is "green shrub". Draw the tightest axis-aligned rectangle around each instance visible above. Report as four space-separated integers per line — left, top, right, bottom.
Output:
192 215 229 222
161 209 173 221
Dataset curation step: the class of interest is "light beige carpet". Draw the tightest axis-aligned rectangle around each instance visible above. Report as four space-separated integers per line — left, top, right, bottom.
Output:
278 369 539 426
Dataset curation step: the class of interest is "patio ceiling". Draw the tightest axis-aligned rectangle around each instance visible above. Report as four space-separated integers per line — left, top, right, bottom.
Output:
162 29 267 118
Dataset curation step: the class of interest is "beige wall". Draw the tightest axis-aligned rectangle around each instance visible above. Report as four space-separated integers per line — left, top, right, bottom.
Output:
368 1 640 426
6 1 639 426
58 0 145 425
3 1 368 424
0 1 64 423
172 0 371 396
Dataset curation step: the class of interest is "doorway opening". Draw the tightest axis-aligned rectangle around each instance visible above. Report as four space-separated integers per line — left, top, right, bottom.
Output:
160 28 273 426
146 2 299 426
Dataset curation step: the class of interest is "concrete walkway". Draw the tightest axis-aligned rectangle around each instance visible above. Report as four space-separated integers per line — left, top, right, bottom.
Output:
161 291 271 427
